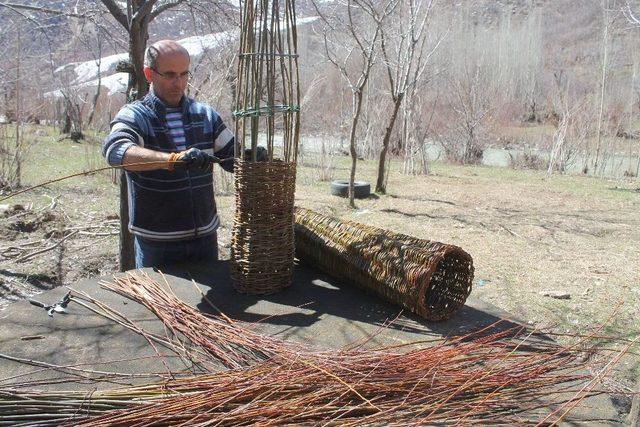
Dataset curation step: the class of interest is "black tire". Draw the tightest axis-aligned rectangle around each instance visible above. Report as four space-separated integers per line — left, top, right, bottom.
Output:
330 180 371 199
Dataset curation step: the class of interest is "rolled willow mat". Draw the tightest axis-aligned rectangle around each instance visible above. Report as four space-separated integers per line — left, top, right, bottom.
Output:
231 160 297 294
294 207 474 321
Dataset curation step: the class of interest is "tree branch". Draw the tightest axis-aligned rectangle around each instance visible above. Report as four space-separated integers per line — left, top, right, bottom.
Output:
133 0 158 22
0 1 88 18
624 2 640 26
150 0 186 20
310 0 336 31
379 23 397 100
100 0 128 29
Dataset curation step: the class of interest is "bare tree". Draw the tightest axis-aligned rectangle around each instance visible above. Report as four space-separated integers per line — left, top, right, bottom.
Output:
95 1 182 98
402 83 438 175
0 7 56 190
59 90 85 140
621 4 640 421
0 20 24 190
313 0 398 208
13 20 22 187
547 99 577 176
444 64 496 164
594 0 614 174
624 0 640 26
624 31 640 177
375 0 441 193
76 22 106 127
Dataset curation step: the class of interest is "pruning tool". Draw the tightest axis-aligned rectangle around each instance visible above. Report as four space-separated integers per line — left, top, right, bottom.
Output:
29 291 72 317
204 152 224 165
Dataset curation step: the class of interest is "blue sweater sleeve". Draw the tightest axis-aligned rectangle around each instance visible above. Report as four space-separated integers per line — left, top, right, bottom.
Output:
102 106 145 166
215 139 235 173
210 110 235 173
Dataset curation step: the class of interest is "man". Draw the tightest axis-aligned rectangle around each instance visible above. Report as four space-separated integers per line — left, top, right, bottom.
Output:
102 40 235 268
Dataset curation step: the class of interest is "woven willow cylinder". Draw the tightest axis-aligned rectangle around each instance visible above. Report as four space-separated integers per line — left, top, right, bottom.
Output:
231 0 300 294
231 160 296 294
294 208 474 321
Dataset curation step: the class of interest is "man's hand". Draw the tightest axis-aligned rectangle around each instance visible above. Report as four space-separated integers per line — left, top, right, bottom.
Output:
169 148 213 172
243 146 268 162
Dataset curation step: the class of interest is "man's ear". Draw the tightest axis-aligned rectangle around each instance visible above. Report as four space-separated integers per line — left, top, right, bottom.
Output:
143 66 153 83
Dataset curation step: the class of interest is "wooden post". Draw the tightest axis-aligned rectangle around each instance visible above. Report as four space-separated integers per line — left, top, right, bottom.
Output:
630 380 640 426
118 172 135 271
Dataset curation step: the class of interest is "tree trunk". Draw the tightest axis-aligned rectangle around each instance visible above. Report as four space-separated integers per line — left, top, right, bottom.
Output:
14 23 21 188
87 74 101 126
128 19 150 100
376 94 403 194
348 90 365 208
118 15 150 272
594 0 609 174
402 103 412 174
464 127 475 164
70 101 84 141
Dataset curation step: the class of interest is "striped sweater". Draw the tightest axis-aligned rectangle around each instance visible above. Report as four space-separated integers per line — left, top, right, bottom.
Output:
102 91 234 241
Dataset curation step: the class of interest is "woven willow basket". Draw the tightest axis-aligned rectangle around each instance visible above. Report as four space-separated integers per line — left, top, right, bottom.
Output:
294 207 474 321
230 160 297 294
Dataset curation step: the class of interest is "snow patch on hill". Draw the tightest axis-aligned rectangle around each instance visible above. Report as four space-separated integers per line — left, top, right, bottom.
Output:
47 16 317 98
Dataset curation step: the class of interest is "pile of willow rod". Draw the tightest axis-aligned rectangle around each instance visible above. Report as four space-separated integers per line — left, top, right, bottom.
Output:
230 0 301 295
294 207 474 321
0 272 627 426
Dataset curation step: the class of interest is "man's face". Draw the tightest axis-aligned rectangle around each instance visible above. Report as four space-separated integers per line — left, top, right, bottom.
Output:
145 51 190 107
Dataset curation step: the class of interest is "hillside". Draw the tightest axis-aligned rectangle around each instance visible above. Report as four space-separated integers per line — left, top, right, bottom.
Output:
0 0 607 56
2 0 638 166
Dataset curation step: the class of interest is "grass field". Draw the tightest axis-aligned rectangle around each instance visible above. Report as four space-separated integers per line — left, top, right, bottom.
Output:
1 124 639 386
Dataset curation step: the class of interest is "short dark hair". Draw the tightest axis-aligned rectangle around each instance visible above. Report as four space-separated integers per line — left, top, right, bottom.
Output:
144 45 160 69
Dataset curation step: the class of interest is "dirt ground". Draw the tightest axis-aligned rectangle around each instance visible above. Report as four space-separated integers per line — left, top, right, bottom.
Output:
1 134 639 399
293 158 640 333
0 197 119 308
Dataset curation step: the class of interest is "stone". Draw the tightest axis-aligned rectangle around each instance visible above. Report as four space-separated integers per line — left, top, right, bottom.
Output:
539 290 571 300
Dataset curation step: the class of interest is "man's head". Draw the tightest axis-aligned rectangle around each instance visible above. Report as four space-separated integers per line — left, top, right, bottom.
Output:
143 40 190 107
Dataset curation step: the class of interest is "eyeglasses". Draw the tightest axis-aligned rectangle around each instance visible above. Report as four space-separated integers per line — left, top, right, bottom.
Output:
151 68 192 81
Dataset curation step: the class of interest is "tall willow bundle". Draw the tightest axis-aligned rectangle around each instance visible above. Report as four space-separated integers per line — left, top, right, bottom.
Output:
294 207 474 321
0 272 628 426
231 0 301 295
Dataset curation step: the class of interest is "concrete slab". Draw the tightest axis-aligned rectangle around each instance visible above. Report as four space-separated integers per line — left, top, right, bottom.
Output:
0 260 626 423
